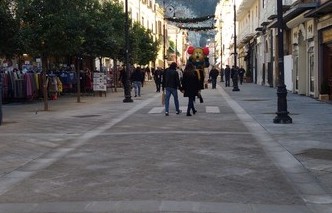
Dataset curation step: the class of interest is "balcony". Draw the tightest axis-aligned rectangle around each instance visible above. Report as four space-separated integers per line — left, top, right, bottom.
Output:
237 0 256 17
267 1 318 28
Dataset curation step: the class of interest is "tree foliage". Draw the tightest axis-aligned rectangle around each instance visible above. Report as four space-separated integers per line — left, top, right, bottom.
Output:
1 0 160 68
0 0 20 57
130 22 160 66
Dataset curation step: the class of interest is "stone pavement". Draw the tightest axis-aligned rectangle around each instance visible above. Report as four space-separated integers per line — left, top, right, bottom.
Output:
0 80 331 213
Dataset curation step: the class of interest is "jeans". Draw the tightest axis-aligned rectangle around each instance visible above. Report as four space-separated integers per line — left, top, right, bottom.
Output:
133 81 141 96
225 77 230 87
211 78 217 89
187 96 195 114
165 87 180 113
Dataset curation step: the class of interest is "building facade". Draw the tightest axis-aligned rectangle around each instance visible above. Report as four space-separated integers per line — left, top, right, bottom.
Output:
217 0 332 100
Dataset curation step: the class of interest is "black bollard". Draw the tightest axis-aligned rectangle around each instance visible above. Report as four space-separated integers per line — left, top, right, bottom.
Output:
232 68 240 92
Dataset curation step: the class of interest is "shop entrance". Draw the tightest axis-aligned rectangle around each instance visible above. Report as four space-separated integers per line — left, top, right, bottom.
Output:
322 43 332 99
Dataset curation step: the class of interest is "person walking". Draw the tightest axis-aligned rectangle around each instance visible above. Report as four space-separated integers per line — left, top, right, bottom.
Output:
209 66 219 89
131 67 143 97
181 63 199 116
140 67 146 87
231 65 239 87
239 66 245 85
162 62 182 116
153 67 162 92
224 65 231 87
220 66 224 82
118 65 127 89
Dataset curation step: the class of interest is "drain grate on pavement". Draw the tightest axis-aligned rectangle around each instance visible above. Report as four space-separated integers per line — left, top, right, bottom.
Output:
242 98 270 101
296 148 332 161
72 115 102 118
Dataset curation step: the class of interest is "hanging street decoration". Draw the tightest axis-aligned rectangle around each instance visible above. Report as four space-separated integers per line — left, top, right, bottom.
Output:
165 14 216 31
178 26 216 31
165 15 215 23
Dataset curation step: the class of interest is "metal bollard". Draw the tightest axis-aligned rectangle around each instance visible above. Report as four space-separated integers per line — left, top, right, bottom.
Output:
232 68 240 92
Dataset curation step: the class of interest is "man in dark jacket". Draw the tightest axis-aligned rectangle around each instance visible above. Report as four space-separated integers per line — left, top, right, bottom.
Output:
162 62 181 116
209 66 219 89
118 65 127 89
131 67 143 97
153 67 162 92
238 66 245 85
224 65 231 87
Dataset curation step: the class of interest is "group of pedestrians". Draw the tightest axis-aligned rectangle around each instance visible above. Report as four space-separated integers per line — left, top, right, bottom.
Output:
161 62 205 117
118 66 150 97
119 62 246 116
154 62 245 116
222 65 245 87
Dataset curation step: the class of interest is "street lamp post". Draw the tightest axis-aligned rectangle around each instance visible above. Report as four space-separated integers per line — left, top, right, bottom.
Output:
175 30 178 64
273 0 292 123
123 0 133 103
232 1 240 92
163 0 166 70
0 74 2 125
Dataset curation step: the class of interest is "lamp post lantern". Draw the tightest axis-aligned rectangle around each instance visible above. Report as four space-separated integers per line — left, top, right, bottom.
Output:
123 0 133 103
232 1 240 92
273 0 292 123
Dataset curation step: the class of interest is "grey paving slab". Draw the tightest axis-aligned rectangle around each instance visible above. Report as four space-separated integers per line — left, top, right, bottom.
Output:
0 81 331 213
0 201 316 213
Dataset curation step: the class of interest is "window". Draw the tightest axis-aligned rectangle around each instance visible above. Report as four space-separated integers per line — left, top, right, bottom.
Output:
308 48 315 93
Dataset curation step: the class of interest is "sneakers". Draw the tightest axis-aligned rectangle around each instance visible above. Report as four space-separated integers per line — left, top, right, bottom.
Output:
165 110 181 116
193 109 197 115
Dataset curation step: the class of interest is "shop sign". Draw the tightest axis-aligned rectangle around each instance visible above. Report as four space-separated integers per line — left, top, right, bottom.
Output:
322 28 332 43
93 72 107 91
318 17 332 30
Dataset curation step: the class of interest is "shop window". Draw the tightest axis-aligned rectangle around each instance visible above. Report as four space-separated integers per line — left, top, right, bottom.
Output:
308 48 315 93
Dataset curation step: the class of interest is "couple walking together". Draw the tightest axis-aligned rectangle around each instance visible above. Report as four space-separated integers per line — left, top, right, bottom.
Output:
163 62 201 116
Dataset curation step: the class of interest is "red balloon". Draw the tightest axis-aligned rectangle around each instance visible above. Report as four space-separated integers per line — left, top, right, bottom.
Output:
203 47 209 55
187 46 194 54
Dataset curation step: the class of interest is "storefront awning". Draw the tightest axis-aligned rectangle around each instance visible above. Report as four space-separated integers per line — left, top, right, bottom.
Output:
268 2 318 28
305 1 332 18
239 33 255 46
